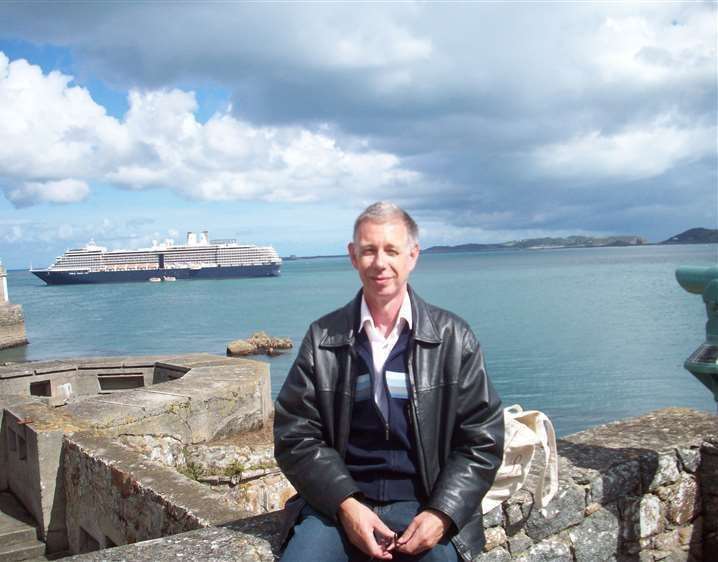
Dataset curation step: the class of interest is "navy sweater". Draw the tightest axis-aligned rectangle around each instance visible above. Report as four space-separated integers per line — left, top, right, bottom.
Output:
345 327 424 502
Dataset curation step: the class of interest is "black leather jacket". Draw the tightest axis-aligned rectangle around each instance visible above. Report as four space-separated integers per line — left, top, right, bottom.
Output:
274 287 504 561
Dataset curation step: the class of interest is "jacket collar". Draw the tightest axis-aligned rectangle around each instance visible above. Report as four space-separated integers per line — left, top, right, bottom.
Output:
319 285 441 348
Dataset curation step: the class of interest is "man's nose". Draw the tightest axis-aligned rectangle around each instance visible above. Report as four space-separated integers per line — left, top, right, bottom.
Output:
373 251 387 268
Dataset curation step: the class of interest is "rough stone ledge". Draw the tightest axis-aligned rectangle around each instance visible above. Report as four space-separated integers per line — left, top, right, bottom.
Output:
0 353 250 379
63 513 282 561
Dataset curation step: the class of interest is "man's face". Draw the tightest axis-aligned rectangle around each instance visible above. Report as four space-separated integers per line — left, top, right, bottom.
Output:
348 218 419 305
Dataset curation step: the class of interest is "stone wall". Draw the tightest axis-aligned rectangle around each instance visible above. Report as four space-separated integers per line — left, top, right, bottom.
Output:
474 408 715 561
63 432 251 553
700 440 718 555
0 303 27 350
2 406 67 552
64 407 717 562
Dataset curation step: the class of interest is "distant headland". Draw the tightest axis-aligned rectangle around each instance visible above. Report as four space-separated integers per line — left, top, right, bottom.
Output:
282 228 718 260
660 227 718 245
423 228 718 254
424 234 645 253
424 227 717 254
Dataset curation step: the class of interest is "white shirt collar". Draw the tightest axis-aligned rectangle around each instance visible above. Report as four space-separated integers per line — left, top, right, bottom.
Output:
360 289 413 337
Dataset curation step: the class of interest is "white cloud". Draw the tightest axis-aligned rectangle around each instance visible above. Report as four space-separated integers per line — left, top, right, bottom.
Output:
7 179 90 207
0 53 128 182
0 53 423 208
588 11 716 85
532 117 715 181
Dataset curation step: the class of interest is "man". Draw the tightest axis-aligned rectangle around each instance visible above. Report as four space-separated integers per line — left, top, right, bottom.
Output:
274 202 504 561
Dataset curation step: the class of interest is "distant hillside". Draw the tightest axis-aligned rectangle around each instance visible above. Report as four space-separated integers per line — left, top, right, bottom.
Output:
424 235 646 254
660 228 718 245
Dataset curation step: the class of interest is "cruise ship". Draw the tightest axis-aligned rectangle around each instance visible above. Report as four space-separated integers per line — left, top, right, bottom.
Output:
31 231 281 285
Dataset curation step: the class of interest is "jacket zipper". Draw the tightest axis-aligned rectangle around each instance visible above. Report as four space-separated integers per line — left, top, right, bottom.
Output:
407 337 431 497
342 345 358 458
381 365 390 441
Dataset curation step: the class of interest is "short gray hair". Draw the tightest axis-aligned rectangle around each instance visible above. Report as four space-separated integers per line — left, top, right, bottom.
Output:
353 201 419 246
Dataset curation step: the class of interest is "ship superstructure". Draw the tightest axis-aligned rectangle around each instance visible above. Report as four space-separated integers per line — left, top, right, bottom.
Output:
31 231 281 285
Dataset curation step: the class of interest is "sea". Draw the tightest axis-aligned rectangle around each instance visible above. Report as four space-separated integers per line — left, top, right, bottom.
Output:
2 244 717 437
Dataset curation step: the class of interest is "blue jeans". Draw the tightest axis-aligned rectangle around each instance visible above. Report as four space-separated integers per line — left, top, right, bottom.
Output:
280 500 459 562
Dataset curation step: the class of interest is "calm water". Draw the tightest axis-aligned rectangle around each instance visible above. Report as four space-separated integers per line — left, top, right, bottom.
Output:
2 244 717 436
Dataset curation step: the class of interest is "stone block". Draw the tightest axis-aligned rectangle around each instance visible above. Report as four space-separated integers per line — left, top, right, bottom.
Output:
483 527 507 551
568 507 619 561
474 547 512 562
504 490 532 535
675 447 700 473
699 443 718 496
658 548 697 562
0 304 28 350
523 483 585 541
221 473 295 515
651 530 679 551
657 475 700 526
119 434 186 467
186 441 276 474
507 531 533 556
643 452 680 492
677 518 701 546
584 460 642 505
621 495 665 542
483 505 503 528
514 538 572 562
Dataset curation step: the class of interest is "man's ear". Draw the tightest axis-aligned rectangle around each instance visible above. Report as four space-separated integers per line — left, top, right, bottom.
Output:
409 243 420 270
348 242 358 269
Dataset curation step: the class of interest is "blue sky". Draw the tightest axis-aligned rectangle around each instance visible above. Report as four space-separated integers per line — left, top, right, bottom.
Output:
0 2 716 269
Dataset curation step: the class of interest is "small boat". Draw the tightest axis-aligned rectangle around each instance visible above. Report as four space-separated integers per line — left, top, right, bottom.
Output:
163 276 176 282
148 277 162 283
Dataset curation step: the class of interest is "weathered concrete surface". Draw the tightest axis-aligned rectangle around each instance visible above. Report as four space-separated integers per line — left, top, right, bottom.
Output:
0 491 46 561
0 304 27 350
0 354 273 556
63 432 253 553
2 406 67 552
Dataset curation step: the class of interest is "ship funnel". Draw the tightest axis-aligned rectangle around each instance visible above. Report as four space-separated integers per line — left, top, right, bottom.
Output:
187 232 198 246
199 231 209 245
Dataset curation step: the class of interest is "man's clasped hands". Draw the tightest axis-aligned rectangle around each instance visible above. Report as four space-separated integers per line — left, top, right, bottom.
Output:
337 497 453 560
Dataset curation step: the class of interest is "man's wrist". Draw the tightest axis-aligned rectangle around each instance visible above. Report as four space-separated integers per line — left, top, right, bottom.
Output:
337 495 362 518
425 508 453 533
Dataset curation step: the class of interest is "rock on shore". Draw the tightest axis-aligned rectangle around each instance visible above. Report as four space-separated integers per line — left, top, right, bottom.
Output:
227 331 293 357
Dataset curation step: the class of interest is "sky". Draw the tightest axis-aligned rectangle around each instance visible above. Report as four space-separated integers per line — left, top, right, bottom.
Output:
0 2 716 269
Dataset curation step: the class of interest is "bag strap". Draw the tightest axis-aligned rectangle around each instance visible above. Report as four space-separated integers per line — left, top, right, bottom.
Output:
530 411 559 514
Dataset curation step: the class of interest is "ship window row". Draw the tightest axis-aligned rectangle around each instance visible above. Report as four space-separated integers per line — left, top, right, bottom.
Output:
104 255 158 265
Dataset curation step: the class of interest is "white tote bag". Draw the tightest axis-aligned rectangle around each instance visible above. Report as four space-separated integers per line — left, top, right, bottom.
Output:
481 405 559 514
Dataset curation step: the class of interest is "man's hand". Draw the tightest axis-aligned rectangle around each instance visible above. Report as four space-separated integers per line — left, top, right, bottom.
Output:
396 509 452 555
337 497 396 560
